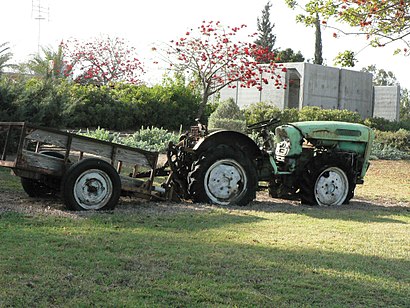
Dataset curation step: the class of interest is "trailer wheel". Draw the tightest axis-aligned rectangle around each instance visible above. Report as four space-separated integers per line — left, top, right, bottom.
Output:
300 155 355 206
61 158 121 211
188 145 257 206
21 178 53 197
20 151 65 198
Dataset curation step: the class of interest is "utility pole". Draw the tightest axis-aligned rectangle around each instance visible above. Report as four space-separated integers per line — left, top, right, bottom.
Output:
32 0 49 53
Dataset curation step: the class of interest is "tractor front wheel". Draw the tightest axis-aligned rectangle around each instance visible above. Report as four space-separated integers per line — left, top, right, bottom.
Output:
300 155 355 206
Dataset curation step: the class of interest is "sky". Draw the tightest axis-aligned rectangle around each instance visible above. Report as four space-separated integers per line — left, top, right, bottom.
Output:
2 0 409 89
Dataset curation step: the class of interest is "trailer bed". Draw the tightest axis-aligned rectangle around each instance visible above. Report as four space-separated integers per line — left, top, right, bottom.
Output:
0 122 172 210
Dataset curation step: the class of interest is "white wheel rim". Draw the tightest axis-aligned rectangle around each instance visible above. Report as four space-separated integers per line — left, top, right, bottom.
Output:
314 167 349 206
73 169 113 210
204 159 247 205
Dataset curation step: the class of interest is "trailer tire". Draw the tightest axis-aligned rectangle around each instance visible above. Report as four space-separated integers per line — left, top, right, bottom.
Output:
21 178 53 198
61 158 121 211
300 155 355 206
188 145 257 206
20 151 65 198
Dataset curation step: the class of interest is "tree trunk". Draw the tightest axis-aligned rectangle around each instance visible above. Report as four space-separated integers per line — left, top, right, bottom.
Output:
196 92 209 120
314 13 323 65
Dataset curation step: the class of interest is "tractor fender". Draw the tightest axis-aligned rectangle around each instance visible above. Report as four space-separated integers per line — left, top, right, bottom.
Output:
193 130 261 159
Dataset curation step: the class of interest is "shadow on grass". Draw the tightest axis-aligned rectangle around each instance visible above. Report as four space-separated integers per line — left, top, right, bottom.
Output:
1 212 409 307
235 198 410 224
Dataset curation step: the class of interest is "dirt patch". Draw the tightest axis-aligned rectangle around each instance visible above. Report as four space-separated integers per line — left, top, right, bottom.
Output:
1 189 408 219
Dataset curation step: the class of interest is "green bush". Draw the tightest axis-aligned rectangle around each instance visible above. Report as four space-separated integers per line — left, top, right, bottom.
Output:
243 102 282 125
371 142 410 160
208 98 246 132
80 126 180 153
79 127 119 142
208 118 247 133
374 129 410 152
243 104 362 126
364 117 410 132
119 126 180 152
298 107 362 123
280 108 299 123
0 76 21 121
0 76 200 131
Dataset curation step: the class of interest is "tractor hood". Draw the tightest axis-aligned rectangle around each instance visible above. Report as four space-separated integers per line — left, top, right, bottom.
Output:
289 121 373 143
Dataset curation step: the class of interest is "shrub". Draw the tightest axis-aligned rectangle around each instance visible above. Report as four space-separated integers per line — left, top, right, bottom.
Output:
243 102 282 125
79 127 119 142
298 107 362 123
0 75 200 131
11 78 67 128
374 129 410 152
117 127 180 152
280 108 299 123
208 118 247 133
243 104 362 126
208 98 246 132
80 126 180 153
371 142 410 160
364 117 410 132
0 76 22 121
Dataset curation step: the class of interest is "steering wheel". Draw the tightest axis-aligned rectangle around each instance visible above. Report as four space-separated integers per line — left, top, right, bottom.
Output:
247 118 280 131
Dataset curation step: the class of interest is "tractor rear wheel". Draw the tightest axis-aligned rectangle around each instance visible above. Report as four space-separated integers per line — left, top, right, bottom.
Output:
188 145 257 206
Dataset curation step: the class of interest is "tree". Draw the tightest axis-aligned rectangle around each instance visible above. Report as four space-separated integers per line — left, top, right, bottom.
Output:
21 45 66 79
285 2 324 65
314 13 323 65
400 88 410 121
255 1 276 63
61 36 145 85
158 21 286 119
361 65 398 86
256 2 305 63
0 42 14 74
334 50 357 67
275 48 305 62
286 0 410 55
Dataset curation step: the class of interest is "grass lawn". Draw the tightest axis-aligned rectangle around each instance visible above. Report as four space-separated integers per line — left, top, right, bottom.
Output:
0 161 409 307
355 160 410 202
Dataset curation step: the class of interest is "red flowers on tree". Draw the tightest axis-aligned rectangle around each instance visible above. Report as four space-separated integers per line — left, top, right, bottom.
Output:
157 21 285 118
61 36 145 85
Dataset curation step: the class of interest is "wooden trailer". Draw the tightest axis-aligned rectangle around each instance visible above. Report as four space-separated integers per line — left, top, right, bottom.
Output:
0 122 174 211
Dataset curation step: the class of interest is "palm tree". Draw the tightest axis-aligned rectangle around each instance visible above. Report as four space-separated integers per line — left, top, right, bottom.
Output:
24 45 66 79
0 42 13 73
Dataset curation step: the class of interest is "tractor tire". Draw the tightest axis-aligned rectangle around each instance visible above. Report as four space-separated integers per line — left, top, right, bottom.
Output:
188 144 257 206
61 158 121 211
300 155 356 206
21 151 65 198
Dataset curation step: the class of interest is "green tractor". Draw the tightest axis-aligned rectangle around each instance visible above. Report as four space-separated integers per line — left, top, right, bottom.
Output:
167 119 374 206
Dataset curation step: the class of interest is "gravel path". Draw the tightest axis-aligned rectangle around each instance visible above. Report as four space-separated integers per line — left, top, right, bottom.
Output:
1 190 408 219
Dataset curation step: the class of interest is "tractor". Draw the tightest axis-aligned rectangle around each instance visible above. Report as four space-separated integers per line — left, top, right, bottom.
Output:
167 118 374 206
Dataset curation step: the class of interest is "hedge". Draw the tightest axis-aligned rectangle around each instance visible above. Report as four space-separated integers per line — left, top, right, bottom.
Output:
0 76 201 131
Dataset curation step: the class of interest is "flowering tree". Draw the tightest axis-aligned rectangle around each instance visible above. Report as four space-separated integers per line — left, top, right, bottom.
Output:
286 0 410 56
158 21 286 119
62 36 144 85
